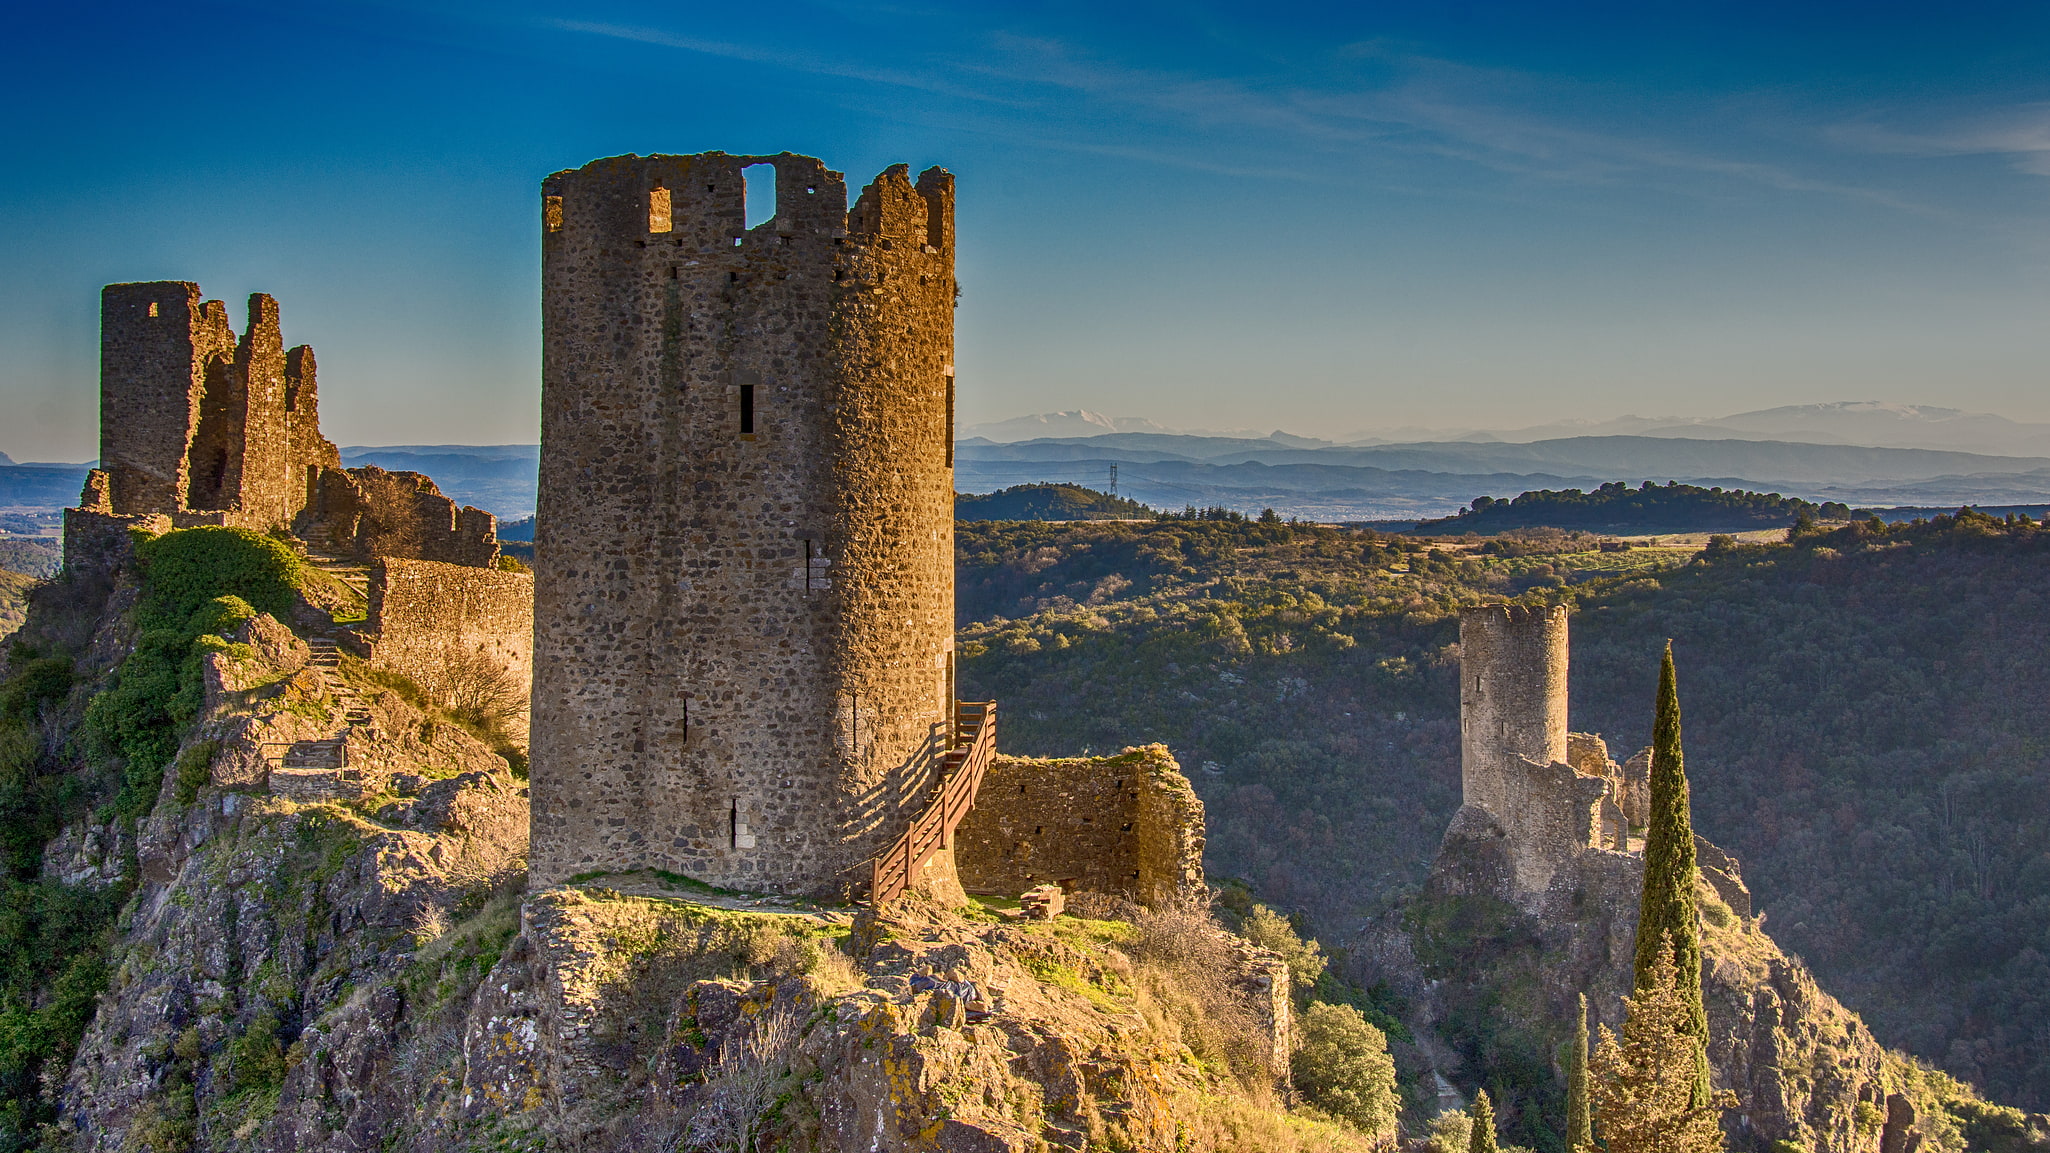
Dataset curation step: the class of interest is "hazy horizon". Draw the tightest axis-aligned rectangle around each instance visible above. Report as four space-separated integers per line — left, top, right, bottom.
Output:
6 2 2050 461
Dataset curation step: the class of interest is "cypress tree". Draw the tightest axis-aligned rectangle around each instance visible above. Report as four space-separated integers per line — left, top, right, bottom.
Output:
1567 993 1593 1152
1468 1089 1499 1153
1634 641 1711 1101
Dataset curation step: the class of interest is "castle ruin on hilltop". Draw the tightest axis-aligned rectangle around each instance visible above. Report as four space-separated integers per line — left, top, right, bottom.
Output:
62 282 535 793
1440 603 1748 916
70 282 499 568
528 152 966 897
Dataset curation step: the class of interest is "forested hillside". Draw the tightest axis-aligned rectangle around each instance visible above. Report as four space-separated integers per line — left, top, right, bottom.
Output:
955 510 2050 1110
1414 480 1854 534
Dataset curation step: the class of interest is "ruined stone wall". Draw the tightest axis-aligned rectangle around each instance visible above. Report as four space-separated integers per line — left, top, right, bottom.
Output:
92 282 338 530
98 282 234 516
365 558 534 729
530 151 957 897
73 282 504 576
300 466 500 567
953 745 1204 906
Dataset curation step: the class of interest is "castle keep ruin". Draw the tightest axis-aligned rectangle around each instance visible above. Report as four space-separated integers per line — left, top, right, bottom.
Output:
1448 604 1633 905
70 281 499 567
529 152 962 896
64 281 533 795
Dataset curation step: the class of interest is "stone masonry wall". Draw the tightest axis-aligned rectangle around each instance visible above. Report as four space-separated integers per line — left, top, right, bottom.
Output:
530 151 957 897
72 280 495 575
1455 604 1613 901
954 745 1204 907
300 466 500 567
365 558 534 729
96 283 336 528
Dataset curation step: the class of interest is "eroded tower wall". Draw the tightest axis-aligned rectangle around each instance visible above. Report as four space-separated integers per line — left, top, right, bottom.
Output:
530 151 957 896
1460 603 1569 814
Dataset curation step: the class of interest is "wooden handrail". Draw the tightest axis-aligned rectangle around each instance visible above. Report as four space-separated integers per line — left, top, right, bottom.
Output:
869 701 997 906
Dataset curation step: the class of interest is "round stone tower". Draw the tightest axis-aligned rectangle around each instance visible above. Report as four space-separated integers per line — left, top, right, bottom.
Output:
1459 603 1570 820
530 151 958 897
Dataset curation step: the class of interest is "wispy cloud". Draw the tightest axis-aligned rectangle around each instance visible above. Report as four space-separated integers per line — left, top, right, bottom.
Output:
1834 104 2050 177
540 9 1934 212
541 18 1031 107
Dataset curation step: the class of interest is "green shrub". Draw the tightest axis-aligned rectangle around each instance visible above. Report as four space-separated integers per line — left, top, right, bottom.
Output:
0 658 70 726
1290 1001 1398 1138
171 741 218 807
134 526 301 631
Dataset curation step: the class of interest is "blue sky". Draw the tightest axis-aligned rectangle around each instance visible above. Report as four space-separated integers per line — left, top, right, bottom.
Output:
5 1 2050 459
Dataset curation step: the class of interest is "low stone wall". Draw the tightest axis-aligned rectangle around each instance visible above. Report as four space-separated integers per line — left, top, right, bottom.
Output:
953 744 1204 907
366 557 533 730
301 466 500 567
61 508 170 577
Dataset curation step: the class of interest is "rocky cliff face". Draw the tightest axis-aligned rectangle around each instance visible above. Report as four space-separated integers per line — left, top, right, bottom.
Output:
30 585 1362 1153
1352 811 2042 1153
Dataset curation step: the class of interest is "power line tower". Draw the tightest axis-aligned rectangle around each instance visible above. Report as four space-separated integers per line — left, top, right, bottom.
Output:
1108 462 1118 499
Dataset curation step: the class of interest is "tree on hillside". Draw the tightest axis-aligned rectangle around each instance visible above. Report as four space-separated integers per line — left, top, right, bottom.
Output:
1467 1089 1499 1153
1635 640 1709 1101
1591 934 1737 1153
1290 1001 1398 1140
1567 993 1593 1152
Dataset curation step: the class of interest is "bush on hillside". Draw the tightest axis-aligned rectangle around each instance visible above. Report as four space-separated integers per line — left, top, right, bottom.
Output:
1291 1001 1399 1138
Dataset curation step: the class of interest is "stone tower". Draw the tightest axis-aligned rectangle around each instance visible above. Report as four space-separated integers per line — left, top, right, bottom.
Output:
1457 603 1607 898
529 151 959 897
96 282 337 526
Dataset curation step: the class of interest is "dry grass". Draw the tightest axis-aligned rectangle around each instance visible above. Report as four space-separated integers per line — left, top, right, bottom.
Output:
680 1000 803 1153
1122 898 1277 1093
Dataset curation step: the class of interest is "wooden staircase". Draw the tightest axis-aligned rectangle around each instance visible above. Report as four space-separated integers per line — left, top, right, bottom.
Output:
869 701 997 907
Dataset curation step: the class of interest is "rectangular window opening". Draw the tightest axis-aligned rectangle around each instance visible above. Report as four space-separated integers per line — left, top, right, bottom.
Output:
743 163 776 230
945 369 956 467
739 384 755 435
146 301 160 318
648 185 672 233
746 162 774 228
544 195 564 233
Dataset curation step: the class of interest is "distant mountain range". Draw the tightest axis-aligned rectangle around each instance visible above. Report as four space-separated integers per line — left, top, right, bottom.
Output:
10 402 2050 524
970 401 2050 457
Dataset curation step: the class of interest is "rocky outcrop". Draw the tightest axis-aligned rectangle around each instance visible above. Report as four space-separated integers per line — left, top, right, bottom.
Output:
1353 824 1976 1153
44 597 1361 1152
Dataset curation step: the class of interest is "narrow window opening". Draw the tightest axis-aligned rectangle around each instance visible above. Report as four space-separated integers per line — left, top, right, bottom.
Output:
146 301 160 318
739 384 755 435
668 266 678 280
944 367 956 467
805 184 818 195
543 195 564 233
681 696 689 745
648 184 672 233
730 798 755 849
743 163 776 229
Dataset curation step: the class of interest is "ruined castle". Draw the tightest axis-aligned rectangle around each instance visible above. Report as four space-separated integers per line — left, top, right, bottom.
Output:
63 282 535 790
1449 604 1634 906
1447 603 1755 919
58 156 1202 911
71 282 499 568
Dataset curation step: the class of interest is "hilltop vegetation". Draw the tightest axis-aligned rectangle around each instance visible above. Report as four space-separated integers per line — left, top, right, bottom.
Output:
956 482 1154 521
955 509 2050 1111
1415 480 1854 535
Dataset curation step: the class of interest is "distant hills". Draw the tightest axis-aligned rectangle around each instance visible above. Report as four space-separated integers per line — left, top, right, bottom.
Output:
955 483 1152 521
10 400 2050 526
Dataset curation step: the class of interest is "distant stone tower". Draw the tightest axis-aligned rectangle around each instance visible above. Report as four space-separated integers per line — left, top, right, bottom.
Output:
1457 604 1608 898
529 151 959 897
